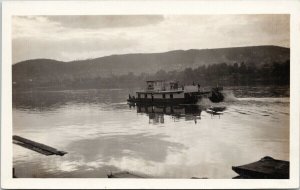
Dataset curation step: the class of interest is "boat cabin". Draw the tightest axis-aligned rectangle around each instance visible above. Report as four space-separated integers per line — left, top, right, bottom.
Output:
146 80 181 91
134 80 192 104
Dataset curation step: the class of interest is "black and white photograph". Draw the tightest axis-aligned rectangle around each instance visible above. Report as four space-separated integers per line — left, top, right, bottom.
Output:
1 1 299 189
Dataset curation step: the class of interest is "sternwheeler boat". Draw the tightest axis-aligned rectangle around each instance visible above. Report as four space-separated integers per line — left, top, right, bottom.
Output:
127 80 224 105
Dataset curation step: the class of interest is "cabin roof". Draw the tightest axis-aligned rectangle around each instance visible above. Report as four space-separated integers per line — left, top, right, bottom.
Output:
146 80 178 83
146 80 164 82
136 90 184 94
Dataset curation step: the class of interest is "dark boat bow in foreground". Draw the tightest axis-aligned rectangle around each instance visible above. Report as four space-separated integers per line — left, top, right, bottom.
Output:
232 156 289 179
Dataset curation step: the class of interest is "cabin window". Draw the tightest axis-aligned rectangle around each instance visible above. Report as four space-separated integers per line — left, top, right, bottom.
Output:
145 94 147 98
163 94 165 99
147 83 154 90
174 83 178 89
170 94 173 99
138 94 140 98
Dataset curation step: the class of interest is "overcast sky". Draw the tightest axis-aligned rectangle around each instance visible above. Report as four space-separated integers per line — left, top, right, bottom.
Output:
12 15 289 63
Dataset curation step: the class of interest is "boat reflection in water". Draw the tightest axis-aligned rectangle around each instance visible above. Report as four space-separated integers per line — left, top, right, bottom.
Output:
131 104 202 124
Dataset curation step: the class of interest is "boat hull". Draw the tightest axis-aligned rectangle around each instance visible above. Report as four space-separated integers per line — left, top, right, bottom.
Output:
127 97 197 105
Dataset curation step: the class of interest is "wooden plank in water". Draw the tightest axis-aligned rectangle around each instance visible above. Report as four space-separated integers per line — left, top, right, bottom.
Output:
232 156 289 179
13 135 67 156
13 141 53 155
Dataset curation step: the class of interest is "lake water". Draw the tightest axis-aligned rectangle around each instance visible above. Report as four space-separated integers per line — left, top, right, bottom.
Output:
13 86 290 178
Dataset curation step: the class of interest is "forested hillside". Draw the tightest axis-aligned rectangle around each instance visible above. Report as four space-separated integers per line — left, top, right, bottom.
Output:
12 45 290 90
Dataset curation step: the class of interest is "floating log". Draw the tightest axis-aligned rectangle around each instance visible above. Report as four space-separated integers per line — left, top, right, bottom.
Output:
107 171 144 178
209 106 226 112
13 135 67 156
232 156 289 179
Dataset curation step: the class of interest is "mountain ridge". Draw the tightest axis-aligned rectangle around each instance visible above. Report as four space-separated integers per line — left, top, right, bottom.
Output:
15 45 288 65
13 45 290 87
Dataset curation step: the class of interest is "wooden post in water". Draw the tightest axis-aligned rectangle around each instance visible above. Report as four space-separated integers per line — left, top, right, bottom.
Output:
13 168 16 178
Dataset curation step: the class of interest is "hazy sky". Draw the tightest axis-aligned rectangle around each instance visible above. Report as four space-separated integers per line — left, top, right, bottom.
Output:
12 15 289 63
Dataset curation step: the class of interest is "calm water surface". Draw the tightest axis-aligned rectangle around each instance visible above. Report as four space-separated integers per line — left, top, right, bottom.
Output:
13 86 289 178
